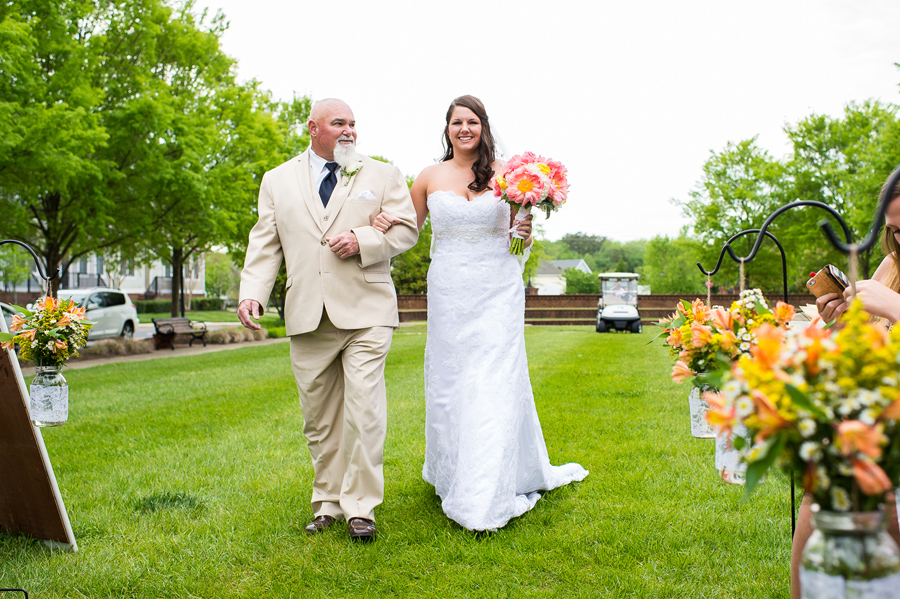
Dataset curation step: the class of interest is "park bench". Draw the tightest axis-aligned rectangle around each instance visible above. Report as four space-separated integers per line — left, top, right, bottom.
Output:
151 317 207 350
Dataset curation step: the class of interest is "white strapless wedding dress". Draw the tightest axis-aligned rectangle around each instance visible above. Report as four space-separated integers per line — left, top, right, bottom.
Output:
422 190 588 531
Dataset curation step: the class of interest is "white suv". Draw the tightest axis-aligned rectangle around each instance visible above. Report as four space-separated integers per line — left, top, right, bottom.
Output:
57 288 140 339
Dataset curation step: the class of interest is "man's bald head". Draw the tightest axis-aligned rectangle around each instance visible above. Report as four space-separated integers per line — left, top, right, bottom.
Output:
308 99 357 161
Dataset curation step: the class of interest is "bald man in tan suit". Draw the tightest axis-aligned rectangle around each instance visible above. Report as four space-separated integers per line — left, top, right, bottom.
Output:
238 99 418 542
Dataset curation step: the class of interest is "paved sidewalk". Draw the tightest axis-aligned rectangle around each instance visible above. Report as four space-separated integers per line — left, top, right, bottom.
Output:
21 336 290 376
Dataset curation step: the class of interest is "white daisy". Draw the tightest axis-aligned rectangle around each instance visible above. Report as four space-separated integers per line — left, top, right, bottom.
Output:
837 398 857 416
735 396 755 417
798 419 816 438
860 408 877 426
831 487 852 512
817 467 831 491
799 441 820 461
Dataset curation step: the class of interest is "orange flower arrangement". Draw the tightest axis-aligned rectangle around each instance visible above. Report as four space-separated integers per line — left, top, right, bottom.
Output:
704 301 900 511
0 296 94 367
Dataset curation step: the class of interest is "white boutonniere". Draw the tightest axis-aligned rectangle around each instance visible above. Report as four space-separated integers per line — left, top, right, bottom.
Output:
340 160 363 185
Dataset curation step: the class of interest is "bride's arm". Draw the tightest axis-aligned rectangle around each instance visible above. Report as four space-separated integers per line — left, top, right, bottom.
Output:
372 168 431 233
409 170 430 230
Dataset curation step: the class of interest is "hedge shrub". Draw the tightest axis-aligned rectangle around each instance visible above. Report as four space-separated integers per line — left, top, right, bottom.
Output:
191 297 225 311
134 299 171 314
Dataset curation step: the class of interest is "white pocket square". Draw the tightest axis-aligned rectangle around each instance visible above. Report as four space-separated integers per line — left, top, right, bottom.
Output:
356 190 377 201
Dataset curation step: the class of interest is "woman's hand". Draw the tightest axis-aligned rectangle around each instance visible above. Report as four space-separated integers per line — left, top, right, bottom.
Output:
372 212 401 233
514 213 534 240
816 292 847 323
846 279 900 323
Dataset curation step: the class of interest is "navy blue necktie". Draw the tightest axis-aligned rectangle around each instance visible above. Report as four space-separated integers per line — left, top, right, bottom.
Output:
319 162 339 206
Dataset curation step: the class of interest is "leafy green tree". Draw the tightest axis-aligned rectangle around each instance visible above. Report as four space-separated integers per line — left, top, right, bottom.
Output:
680 138 788 291
592 240 646 273
0 245 33 303
522 235 546 287
204 251 240 301
784 101 900 279
560 232 606 256
0 0 112 295
563 268 599 294
641 233 707 294
392 218 431 294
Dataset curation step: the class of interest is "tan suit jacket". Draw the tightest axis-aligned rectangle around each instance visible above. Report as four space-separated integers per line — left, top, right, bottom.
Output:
240 151 418 334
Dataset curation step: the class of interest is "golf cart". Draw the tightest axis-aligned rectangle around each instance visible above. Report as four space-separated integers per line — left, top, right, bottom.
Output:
596 272 642 333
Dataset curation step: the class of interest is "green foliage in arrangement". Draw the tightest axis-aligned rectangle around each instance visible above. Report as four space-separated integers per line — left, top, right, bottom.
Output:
0 328 790 597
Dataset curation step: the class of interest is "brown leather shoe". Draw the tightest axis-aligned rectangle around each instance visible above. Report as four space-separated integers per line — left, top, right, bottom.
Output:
305 515 337 534
348 517 376 542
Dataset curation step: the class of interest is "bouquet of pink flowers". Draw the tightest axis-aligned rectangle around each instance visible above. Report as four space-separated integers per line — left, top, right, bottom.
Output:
493 152 569 255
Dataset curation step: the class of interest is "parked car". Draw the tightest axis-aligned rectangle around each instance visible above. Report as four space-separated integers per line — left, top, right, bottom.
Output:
57 288 140 339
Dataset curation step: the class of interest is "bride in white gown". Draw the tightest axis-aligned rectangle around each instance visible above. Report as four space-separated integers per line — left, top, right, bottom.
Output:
375 95 587 531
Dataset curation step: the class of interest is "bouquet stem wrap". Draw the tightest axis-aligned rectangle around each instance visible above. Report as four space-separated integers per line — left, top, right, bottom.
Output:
509 205 532 255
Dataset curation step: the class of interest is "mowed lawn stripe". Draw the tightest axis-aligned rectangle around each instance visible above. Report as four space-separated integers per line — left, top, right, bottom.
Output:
0 326 791 598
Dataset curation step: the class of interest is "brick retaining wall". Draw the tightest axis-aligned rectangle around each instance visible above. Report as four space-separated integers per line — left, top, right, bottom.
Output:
398 292 816 326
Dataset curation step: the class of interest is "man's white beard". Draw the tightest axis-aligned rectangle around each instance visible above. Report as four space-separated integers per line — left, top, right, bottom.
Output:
333 138 361 168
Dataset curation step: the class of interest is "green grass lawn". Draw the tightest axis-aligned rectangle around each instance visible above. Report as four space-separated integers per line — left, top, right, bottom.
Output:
0 327 791 598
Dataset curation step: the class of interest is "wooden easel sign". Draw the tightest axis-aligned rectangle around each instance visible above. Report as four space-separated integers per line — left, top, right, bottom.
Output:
0 316 77 551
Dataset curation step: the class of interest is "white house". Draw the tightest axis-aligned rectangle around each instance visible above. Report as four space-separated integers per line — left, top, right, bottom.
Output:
3 254 206 301
531 259 591 295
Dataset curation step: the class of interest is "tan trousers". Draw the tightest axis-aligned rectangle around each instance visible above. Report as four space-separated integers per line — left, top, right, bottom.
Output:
289 311 393 521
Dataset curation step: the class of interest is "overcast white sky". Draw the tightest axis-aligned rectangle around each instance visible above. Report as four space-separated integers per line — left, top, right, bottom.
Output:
193 0 900 242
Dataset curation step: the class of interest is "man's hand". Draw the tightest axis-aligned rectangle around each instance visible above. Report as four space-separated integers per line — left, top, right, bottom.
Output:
328 231 360 259
238 299 264 330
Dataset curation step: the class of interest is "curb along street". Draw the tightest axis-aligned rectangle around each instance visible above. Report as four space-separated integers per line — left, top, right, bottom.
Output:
19 322 291 377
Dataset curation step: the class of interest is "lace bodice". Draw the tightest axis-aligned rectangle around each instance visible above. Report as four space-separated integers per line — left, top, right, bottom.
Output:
427 190 511 255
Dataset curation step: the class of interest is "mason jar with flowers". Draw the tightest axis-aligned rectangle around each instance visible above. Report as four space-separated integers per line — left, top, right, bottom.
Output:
0 297 94 426
705 301 900 596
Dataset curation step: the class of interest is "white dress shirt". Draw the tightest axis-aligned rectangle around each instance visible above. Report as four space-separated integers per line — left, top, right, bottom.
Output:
309 149 338 192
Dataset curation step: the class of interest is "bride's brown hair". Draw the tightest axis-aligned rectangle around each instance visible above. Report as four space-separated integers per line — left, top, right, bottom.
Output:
441 95 496 193
880 167 900 292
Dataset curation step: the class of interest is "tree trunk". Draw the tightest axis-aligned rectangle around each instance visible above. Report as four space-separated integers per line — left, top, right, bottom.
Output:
170 247 183 317
45 248 65 299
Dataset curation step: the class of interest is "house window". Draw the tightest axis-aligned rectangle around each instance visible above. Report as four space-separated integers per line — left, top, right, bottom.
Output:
78 258 88 273
96 256 104 273
120 261 135 277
